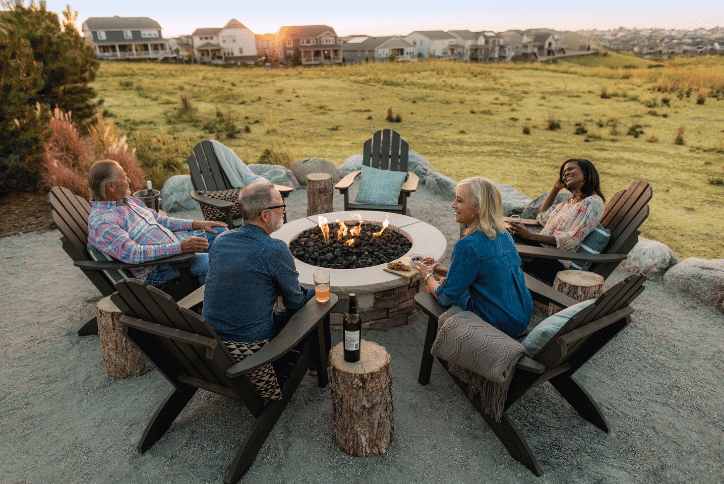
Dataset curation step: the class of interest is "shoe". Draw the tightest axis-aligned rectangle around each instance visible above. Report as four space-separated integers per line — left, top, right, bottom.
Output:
308 369 318 376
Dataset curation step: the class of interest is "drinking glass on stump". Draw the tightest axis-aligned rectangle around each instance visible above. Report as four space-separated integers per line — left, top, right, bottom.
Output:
313 269 330 303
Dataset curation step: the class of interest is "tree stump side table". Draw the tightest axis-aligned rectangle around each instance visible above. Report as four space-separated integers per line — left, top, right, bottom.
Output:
307 173 333 216
96 295 153 379
548 270 605 316
329 340 394 456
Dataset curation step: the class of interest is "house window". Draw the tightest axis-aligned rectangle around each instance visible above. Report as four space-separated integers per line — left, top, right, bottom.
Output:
322 37 335 45
287 40 294 47
97 31 106 40
238 47 243 55
141 30 158 38
222 35 235 44
124 30 132 40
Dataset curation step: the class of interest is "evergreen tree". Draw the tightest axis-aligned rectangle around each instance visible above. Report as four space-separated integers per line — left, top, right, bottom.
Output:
0 22 50 196
2 2 99 124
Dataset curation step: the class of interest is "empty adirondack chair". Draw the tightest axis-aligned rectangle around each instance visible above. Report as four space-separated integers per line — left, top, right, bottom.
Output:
416 274 647 475
111 279 337 484
186 140 293 227
48 186 196 336
335 129 419 215
514 181 652 296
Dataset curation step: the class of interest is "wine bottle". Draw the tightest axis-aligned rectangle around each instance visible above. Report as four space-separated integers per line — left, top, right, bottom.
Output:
146 180 153 197
343 293 361 362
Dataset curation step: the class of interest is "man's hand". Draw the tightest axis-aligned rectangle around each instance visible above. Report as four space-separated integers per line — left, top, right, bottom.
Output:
192 220 227 234
180 236 209 253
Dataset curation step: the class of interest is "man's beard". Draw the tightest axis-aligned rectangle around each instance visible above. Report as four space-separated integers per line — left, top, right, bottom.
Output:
270 212 284 232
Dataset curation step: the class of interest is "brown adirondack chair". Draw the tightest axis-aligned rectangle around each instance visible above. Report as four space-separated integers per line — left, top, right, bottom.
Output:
416 274 647 476
513 181 652 292
186 140 293 227
335 129 419 215
48 186 196 336
110 279 337 484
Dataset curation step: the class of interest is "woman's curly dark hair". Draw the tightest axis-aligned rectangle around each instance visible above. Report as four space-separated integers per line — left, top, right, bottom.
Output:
559 158 605 202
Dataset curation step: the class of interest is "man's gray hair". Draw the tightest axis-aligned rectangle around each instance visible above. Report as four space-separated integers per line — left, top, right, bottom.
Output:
239 182 276 223
88 160 122 200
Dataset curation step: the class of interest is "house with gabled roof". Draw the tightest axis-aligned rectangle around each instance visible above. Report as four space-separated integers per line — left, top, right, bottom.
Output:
404 30 457 59
447 30 478 61
192 19 258 64
277 25 342 65
81 16 171 60
468 32 502 63
342 36 416 63
499 31 523 62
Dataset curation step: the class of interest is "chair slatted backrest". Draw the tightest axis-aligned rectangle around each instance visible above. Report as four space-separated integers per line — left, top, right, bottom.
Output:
589 181 652 278
112 280 266 415
48 186 117 297
187 140 233 192
363 129 409 173
534 274 646 370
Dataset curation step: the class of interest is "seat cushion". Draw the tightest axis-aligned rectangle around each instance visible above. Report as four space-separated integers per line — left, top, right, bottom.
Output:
197 188 242 223
521 299 596 357
86 243 134 285
353 165 407 206
223 340 282 400
570 224 611 271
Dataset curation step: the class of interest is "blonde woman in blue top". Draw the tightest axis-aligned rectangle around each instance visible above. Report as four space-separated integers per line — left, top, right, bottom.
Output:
416 177 533 338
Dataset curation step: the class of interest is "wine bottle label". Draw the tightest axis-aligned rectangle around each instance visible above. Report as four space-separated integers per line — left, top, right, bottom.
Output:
344 330 360 351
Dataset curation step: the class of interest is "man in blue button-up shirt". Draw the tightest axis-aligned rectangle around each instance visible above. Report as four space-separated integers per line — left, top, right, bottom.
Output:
203 182 315 343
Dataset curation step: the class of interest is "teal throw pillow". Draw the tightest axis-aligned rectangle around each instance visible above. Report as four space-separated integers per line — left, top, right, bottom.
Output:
354 165 407 206
570 224 611 271
521 299 596 357
86 243 134 285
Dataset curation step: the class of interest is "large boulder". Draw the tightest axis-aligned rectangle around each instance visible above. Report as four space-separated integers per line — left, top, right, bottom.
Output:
497 184 532 216
664 258 724 308
161 175 197 212
290 158 341 185
248 164 299 189
425 171 457 199
520 191 571 220
619 237 679 278
338 154 362 175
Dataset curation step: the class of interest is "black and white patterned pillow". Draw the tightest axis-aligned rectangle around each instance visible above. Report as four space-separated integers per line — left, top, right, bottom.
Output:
197 189 242 223
223 339 282 400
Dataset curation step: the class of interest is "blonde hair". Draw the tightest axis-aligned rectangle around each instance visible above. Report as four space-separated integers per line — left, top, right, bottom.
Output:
458 177 505 239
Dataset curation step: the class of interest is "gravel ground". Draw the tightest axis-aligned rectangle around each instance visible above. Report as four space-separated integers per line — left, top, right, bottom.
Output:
1 184 722 483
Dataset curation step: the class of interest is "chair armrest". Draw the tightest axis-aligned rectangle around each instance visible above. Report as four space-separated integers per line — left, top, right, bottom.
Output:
524 273 579 307
226 293 339 377
335 170 361 191
515 245 629 263
414 292 447 320
177 285 204 309
190 190 236 210
74 252 195 271
515 356 546 374
401 171 419 193
504 216 541 227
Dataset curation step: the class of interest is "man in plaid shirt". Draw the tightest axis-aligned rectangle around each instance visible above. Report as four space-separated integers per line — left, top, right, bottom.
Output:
87 160 226 287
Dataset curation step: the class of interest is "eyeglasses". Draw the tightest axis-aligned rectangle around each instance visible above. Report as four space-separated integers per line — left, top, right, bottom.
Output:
260 204 286 215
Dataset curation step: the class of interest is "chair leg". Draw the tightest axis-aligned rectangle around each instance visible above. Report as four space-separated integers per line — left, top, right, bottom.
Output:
315 319 329 388
138 388 196 453
77 316 98 336
224 343 310 484
480 410 543 477
418 314 438 385
549 374 610 433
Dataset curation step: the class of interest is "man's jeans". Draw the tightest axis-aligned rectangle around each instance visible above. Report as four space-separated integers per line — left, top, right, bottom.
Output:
146 228 226 288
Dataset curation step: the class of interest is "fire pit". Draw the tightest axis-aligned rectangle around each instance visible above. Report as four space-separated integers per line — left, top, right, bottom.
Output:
274 211 446 331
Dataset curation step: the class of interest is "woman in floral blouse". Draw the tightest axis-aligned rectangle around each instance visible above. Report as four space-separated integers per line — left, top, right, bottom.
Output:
508 158 605 284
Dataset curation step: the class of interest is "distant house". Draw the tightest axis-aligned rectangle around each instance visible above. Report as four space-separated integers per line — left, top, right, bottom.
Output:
81 16 171 60
499 32 523 62
192 19 258 65
277 25 343 65
342 36 416 63
404 30 457 58
167 35 193 61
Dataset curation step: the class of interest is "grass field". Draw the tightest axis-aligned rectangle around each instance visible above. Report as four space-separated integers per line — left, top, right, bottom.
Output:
92 54 724 260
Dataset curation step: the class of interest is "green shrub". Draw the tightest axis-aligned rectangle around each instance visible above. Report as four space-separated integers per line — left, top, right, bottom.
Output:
546 114 561 131
696 90 706 104
600 86 610 99
674 125 685 145
522 125 531 135
171 93 199 123
129 130 191 188
574 125 588 135
258 147 292 168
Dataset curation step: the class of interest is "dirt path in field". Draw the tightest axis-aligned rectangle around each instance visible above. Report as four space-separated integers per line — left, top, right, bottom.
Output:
1 185 722 483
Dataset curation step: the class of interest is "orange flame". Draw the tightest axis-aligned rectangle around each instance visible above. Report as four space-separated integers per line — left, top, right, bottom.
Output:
373 215 389 237
345 239 356 247
335 219 349 240
317 215 330 244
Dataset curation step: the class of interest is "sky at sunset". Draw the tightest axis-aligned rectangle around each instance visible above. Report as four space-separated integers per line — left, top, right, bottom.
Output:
39 1 723 37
